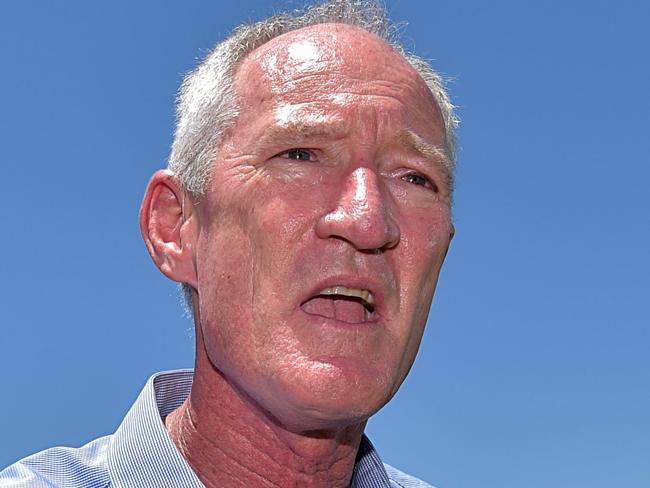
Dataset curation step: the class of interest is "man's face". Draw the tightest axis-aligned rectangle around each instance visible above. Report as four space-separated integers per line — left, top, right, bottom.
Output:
192 24 453 431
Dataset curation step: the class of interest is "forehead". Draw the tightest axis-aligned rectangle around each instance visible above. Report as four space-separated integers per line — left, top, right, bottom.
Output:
240 24 400 86
232 24 444 133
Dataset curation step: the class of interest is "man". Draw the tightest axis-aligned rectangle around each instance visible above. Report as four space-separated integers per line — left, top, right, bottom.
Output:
1 1 457 486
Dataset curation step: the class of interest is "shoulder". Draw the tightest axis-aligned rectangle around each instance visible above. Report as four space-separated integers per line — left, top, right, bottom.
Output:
384 463 438 488
0 436 112 488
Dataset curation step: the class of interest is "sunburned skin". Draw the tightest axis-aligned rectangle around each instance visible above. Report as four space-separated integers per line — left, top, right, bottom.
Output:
144 22 454 488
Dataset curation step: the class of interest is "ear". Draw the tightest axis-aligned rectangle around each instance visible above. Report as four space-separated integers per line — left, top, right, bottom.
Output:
140 169 198 288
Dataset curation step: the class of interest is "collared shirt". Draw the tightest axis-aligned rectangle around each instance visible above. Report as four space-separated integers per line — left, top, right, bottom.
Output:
1 370 434 487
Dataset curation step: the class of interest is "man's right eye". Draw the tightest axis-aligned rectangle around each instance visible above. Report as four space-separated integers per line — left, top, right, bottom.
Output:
280 149 313 161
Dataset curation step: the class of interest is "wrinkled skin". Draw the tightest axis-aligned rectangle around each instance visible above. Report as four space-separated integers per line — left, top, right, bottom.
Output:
142 22 454 487
192 23 453 430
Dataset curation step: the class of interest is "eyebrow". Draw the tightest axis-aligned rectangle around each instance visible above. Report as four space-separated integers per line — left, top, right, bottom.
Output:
395 130 452 176
260 118 348 145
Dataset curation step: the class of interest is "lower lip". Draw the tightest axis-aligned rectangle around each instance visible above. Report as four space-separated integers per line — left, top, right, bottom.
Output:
300 297 376 325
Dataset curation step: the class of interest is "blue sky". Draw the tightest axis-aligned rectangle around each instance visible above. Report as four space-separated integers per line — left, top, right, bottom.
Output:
1 1 648 487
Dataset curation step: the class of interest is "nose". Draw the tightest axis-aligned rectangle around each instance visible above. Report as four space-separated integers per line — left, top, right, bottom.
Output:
315 167 400 252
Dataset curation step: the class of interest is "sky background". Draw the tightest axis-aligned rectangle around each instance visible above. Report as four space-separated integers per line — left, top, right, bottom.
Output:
1 1 648 487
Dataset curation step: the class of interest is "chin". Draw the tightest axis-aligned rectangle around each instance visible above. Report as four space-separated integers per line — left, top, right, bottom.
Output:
261 357 398 432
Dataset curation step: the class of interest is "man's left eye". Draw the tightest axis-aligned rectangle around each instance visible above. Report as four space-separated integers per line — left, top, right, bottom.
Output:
282 149 313 161
402 173 435 190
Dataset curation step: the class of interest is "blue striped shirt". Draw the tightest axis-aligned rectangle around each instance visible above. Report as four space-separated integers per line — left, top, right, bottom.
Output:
1 370 434 487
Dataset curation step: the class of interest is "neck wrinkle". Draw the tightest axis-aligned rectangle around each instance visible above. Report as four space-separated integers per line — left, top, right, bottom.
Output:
164 344 367 488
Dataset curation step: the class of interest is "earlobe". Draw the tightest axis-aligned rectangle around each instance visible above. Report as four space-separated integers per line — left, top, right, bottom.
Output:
140 170 198 287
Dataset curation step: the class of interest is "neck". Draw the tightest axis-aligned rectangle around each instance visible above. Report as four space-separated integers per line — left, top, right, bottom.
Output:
165 350 366 488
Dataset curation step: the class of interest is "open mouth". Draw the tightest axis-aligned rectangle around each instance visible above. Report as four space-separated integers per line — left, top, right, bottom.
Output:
300 286 376 324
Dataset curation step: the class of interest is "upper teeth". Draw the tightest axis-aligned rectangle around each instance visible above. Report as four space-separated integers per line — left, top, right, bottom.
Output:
317 286 374 306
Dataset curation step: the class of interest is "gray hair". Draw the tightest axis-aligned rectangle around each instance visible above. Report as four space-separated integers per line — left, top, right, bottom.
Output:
169 0 459 309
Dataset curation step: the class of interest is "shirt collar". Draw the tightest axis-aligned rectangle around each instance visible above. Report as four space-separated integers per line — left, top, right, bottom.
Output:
108 370 203 487
107 369 390 488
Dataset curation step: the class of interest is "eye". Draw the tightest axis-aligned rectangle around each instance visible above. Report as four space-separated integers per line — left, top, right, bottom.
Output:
279 148 314 161
402 173 438 192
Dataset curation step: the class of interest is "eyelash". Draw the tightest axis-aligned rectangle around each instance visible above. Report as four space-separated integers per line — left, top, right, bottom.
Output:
278 148 315 161
401 173 438 192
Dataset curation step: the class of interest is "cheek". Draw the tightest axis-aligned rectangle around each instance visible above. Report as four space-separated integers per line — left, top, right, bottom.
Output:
197 183 322 357
393 207 452 344
250 183 326 290
195 224 255 365
259 196 312 251
398 207 451 287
